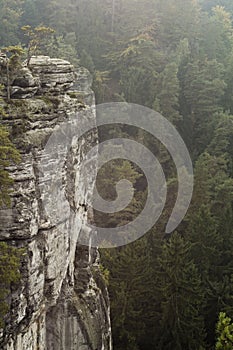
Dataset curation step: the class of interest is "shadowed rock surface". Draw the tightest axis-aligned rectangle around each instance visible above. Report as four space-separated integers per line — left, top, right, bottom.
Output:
0 56 112 350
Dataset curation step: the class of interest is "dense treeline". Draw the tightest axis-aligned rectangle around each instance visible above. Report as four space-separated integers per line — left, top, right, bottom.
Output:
0 0 233 349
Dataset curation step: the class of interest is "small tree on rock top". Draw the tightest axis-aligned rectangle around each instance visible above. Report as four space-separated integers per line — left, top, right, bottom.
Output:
21 25 55 65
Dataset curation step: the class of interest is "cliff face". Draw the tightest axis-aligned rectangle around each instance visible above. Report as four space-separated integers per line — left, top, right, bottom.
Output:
0 57 112 350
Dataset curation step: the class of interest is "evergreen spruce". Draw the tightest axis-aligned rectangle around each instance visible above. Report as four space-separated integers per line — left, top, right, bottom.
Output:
156 233 206 350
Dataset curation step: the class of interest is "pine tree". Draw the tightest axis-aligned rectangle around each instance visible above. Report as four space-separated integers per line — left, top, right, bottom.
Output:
201 6 233 64
192 152 233 218
101 237 155 350
153 62 181 124
20 0 41 28
1 45 24 100
222 56 233 114
0 0 23 46
181 59 226 156
21 25 55 65
106 30 162 106
187 205 221 277
157 0 201 51
189 150 233 346
156 232 206 350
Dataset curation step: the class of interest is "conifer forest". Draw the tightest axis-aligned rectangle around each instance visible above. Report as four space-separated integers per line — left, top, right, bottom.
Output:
0 0 233 349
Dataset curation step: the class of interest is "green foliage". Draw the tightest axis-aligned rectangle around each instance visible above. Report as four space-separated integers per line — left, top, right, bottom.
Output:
0 84 22 329
20 0 41 28
201 6 233 64
181 59 226 156
216 312 233 349
99 264 110 286
0 126 20 206
187 205 221 275
101 237 154 350
1 45 25 99
105 30 162 106
1 1 233 349
200 0 233 17
222 56 233 113
0 242 23 327
42 32 80 68
157 0 201 51
0 0 23 46
21 24 55 65
153 62 181 124
95 155 144 235
79 49 95 74
193 152 233 218
156 233 205 350
93 70 110 104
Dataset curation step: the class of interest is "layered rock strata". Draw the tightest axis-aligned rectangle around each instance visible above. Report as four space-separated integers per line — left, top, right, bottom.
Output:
0 56 112 350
